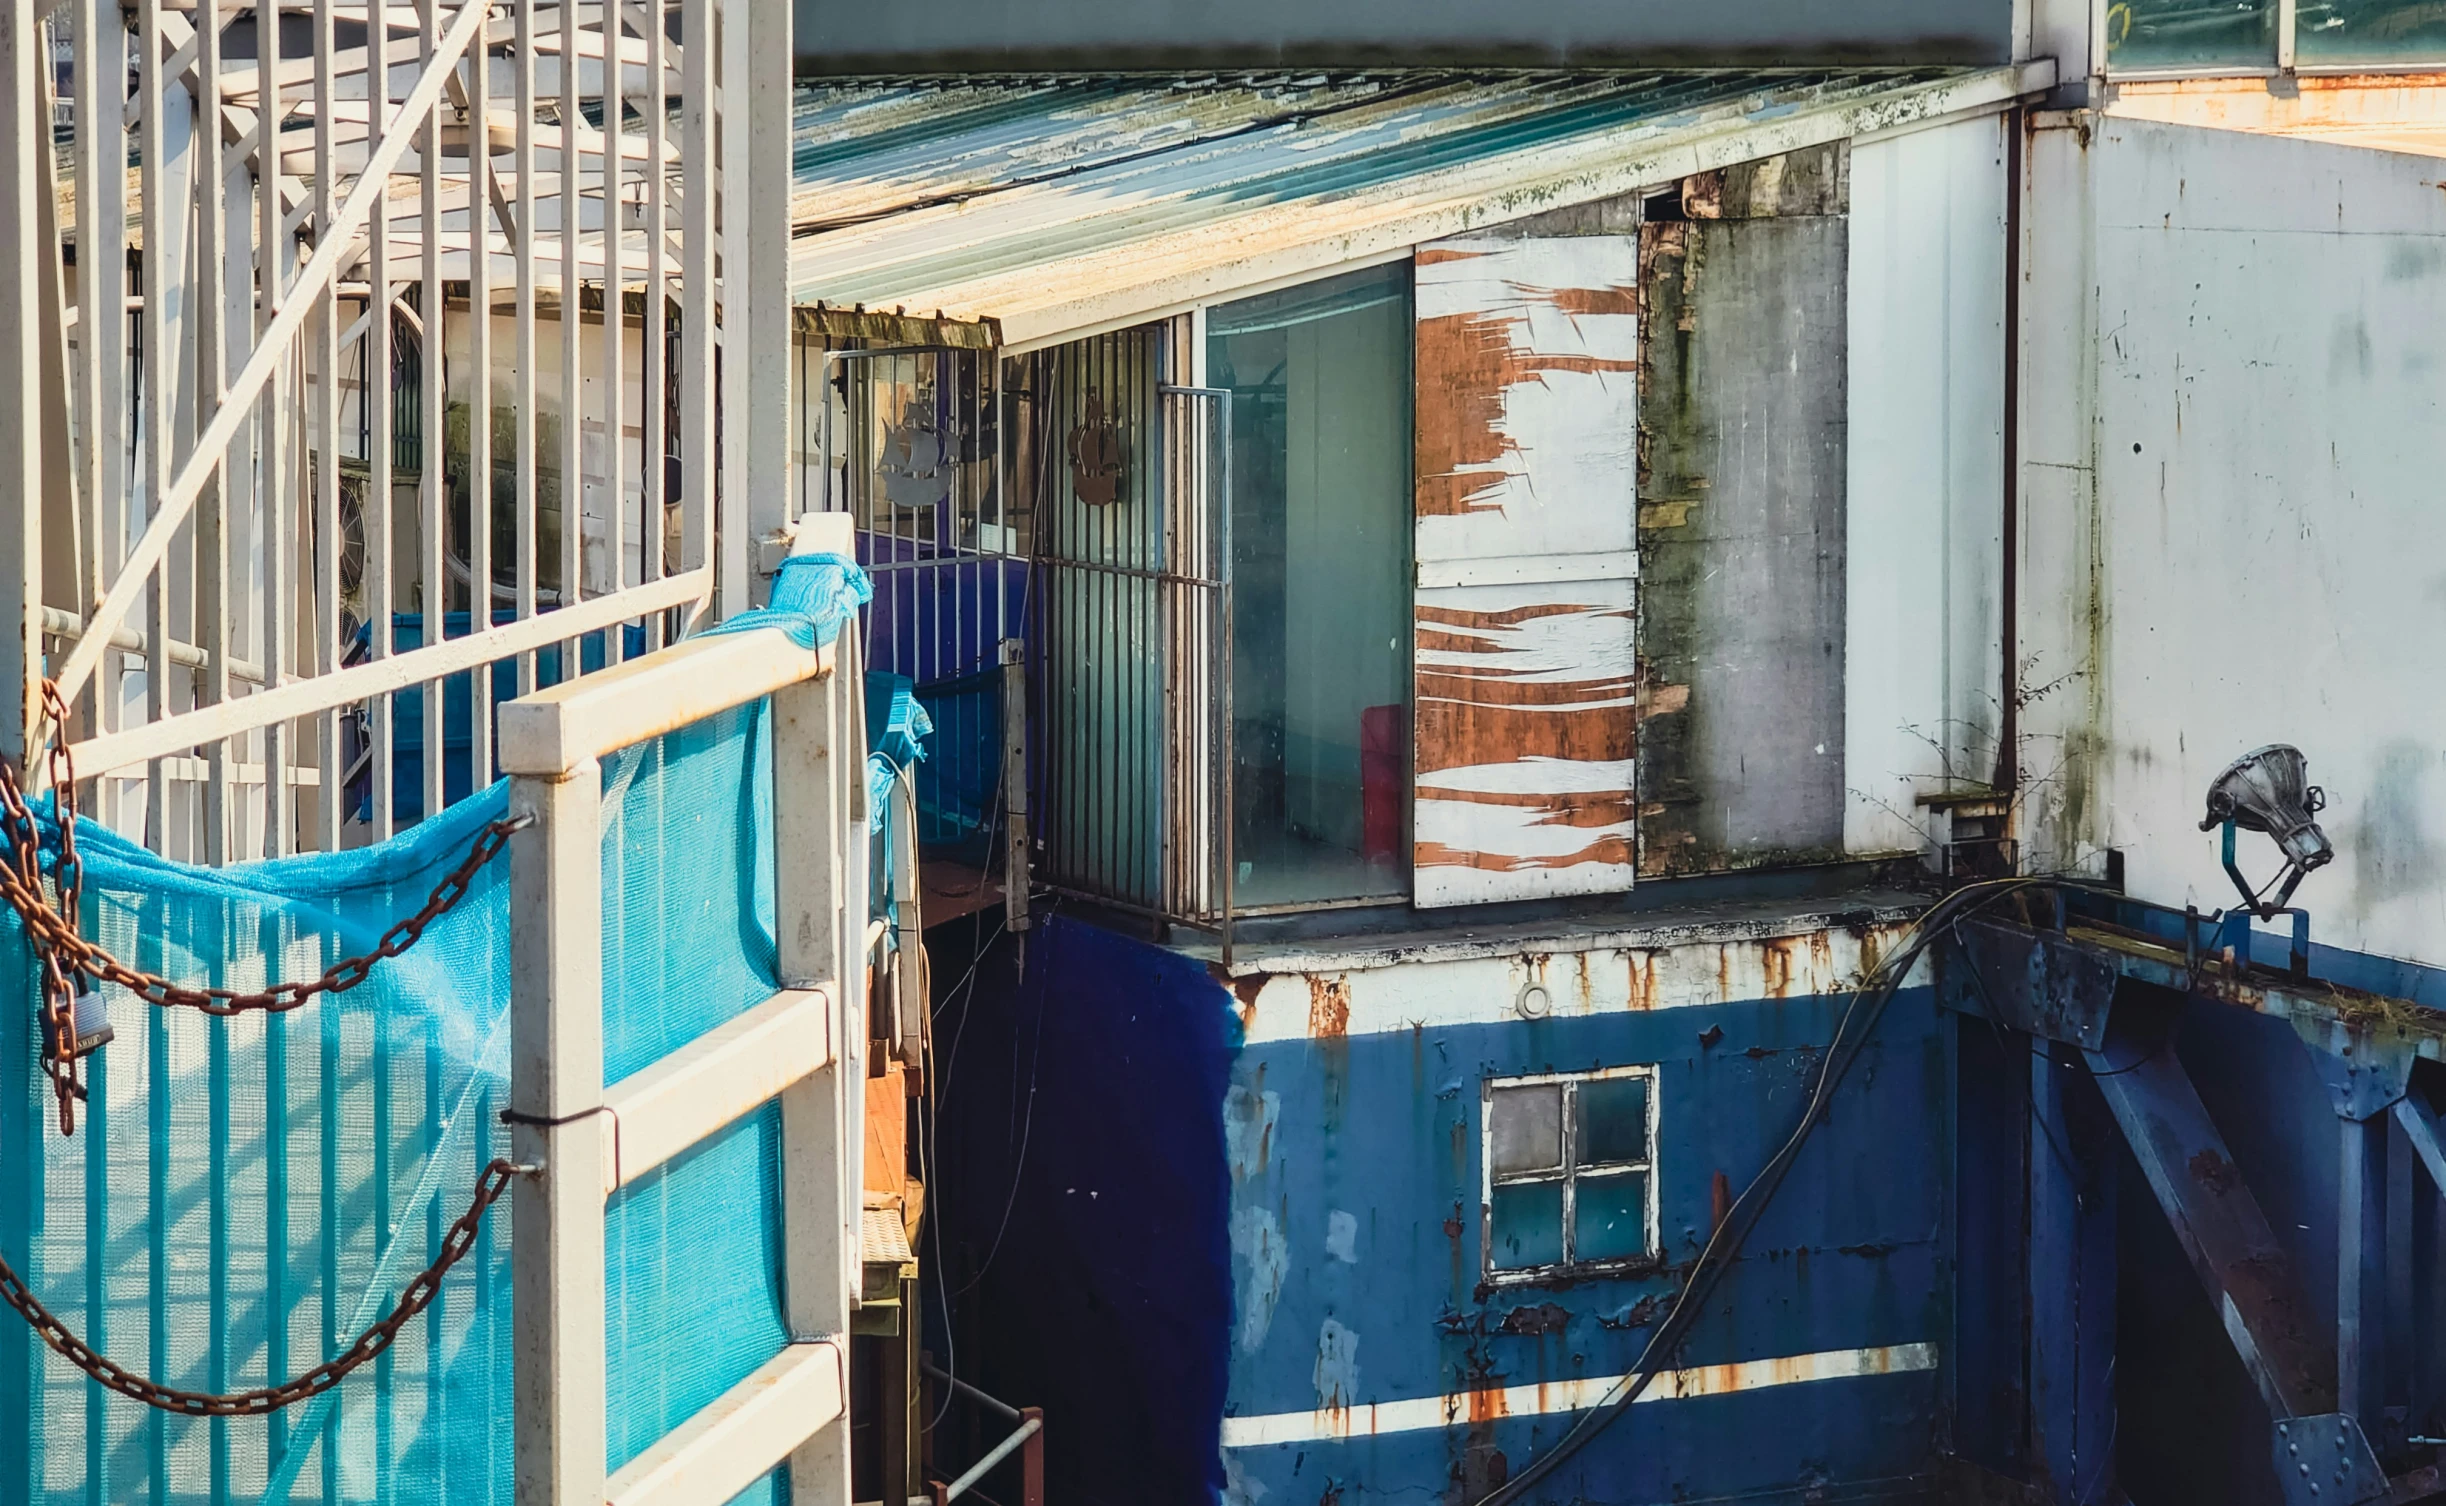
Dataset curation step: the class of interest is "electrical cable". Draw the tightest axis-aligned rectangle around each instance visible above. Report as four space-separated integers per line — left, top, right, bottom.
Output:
1470 875 2102 1506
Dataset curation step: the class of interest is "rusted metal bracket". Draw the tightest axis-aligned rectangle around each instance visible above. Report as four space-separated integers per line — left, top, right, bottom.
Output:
2288 1010 2421 1123
1936 916 2119 1050
2272 1415 2393 1506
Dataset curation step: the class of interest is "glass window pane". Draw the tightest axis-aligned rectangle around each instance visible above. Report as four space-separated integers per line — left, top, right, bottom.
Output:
1490 1181 1566 1271
2297 0 2446 62
1490 1085 1563 1178
1211 264 1413 907
1578 1075 1650 1167
1574 1170 1653 1264
2106 0 2277 69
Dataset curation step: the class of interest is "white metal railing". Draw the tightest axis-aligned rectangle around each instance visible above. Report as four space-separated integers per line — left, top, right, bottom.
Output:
498 516 870 1506
7 0 798 864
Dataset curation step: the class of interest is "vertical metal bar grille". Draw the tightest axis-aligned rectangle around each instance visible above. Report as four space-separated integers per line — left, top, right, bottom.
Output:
21 0 739 859
1017 325 1230 930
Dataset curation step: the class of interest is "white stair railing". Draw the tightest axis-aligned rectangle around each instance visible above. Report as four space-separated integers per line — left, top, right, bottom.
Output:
5 0 798 863
498 514 868 1506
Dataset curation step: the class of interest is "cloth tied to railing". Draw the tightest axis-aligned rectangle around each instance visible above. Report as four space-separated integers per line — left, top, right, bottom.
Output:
699 551 872 651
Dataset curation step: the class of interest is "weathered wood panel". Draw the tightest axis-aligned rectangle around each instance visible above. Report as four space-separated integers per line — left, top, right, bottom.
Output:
1412 235 1641 907
1636 202 1849 877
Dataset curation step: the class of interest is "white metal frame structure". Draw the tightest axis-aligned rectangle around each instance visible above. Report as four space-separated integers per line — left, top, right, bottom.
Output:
5 0 799 862
1 1 849 1502
499 516 869 1506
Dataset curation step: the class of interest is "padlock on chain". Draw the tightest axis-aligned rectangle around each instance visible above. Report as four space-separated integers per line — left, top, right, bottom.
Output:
38 961 111 1066
66 973 112 1058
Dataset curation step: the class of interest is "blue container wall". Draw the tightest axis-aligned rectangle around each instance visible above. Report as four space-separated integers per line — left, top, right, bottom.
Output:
1223 986 1955 1503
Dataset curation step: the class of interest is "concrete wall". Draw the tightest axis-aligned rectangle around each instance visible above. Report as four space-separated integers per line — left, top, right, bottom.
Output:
1844 114 2011 855
795 0 2013 72
2018 114 2446 968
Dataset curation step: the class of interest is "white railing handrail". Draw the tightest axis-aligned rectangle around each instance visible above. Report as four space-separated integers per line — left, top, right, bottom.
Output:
497 517 857 778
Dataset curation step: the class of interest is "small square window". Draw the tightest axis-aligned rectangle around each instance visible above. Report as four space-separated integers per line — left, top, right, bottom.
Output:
1482 1065 1658 1282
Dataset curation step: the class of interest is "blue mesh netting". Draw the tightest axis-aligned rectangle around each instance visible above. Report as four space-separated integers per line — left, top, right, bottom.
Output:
0 560 872 1505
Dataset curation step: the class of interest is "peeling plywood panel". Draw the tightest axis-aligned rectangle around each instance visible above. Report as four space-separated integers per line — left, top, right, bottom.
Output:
1637 197 1849 877
1413 235 1641 907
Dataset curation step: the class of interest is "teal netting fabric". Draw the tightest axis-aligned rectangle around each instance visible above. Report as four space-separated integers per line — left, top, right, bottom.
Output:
708 554 872 653
0 562 871 1506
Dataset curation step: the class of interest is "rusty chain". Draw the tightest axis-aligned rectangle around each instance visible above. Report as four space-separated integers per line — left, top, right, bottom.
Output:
0 678 527 1019
0 1157 521 1416
0 678 536 1412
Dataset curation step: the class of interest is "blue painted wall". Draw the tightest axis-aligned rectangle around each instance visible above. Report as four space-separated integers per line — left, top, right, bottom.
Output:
1222 986 1956 1502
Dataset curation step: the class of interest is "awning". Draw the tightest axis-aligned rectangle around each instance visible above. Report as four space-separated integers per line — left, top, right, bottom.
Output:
789 63 2053 348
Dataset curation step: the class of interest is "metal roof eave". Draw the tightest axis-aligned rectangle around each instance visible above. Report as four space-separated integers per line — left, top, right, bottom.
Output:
790 60 2054 351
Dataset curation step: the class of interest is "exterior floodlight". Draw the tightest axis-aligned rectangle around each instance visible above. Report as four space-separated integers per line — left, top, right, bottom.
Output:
2200 744 2332 918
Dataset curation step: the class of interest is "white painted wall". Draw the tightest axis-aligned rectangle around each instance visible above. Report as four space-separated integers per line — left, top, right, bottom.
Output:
2019 114 2446 966
1844 115 2011 856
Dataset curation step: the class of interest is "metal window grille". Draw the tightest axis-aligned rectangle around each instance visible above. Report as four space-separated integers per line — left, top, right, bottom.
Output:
1020 328 1232 945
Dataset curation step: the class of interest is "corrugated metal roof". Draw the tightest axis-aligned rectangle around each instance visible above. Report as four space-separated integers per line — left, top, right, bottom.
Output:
789 63 2051 346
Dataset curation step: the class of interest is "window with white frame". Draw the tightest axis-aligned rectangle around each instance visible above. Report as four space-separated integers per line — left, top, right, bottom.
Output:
2108 0 2446 73
1482 1065 1659 1281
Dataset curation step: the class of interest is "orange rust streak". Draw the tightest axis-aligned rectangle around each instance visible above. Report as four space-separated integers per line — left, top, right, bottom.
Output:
1545 284 1640 317
1418 670 1641 707
1416 834 1635 873
1418 601 1630 630
1416 309 1520 518
1306 976 1351 1039
1416 697 1634 770
1414 787 1638 828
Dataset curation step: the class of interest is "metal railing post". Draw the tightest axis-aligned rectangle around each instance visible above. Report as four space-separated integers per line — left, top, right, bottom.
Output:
1020 1407 1045 1506
510 762 609 1506
0 4 42 772
774 573 858 1506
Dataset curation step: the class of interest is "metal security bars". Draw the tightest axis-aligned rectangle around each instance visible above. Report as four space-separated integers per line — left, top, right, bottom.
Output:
7 0 778 865
1020 325 1232 943
815 342 1022 866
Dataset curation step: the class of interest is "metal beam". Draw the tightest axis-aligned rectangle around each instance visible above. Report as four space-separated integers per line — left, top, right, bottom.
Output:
2084 1036 2336 1421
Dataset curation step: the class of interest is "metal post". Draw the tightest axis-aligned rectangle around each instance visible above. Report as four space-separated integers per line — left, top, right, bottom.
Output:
0 2 41 770
1020 1407 1045 1506
1002 635 1030 931
2341 1113 2386 1426
510 764 608 1506
775 581 854 1506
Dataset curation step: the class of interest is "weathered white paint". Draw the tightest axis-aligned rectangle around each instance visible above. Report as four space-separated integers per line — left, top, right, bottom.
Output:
2018 114 2446 968
1412 236 1639 563
1219 1341 1939 1447
1232 915 1916 1045
1230 1206 1288 1353
1843 113 2010 856
1412 234 1640 906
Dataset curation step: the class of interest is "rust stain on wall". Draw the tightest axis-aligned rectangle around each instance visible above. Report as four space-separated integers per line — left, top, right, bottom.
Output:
1307 975 1352 1039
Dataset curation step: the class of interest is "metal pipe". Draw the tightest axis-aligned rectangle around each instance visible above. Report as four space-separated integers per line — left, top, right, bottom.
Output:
41 606 268 683
919 1360 1022 1422
934 1417 1040 1504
